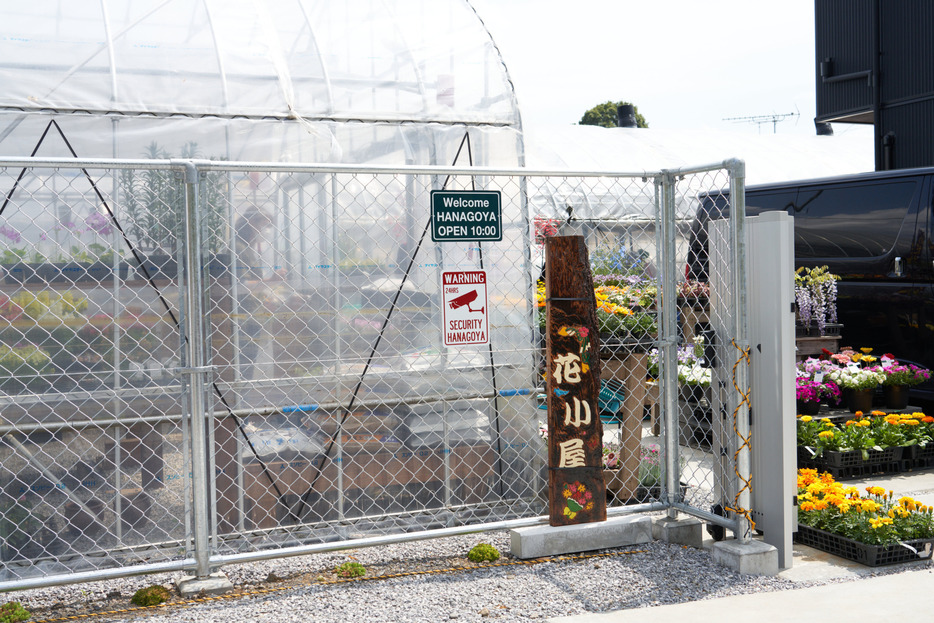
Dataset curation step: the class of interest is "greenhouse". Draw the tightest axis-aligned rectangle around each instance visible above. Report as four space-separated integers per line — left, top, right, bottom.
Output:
0 1 755 591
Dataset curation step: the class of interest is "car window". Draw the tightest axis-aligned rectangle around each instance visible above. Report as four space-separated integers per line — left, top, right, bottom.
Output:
794 181 917 258
747 191 796 217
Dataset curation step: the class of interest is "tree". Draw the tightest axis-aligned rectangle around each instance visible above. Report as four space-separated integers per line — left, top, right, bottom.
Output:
579 101 648 128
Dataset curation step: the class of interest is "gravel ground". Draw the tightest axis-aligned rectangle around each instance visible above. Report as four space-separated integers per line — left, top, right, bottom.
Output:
13 528 934 623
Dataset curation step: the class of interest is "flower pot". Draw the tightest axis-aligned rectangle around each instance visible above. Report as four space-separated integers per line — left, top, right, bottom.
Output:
795 322 843 338
882 384 910 410
796 399 821 416
846 388 874 413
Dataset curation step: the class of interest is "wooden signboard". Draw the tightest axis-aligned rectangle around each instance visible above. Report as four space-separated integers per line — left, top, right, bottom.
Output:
545 236 606 526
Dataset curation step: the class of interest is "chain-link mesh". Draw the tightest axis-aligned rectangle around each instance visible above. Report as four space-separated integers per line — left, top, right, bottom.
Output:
0 159 745 588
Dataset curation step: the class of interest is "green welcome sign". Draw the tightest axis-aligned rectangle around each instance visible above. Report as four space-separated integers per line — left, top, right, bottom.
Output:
430 190 502 242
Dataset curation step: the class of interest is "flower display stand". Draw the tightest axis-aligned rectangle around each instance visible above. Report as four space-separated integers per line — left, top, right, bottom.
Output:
795 524 934 566
794 322 842 361
678 298 708 345
600 350 646 500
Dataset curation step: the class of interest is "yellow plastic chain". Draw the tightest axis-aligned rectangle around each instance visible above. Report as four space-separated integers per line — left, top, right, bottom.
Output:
725 338 755 536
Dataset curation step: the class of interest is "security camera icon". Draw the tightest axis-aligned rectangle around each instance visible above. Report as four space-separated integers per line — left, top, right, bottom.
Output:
448 289 484 314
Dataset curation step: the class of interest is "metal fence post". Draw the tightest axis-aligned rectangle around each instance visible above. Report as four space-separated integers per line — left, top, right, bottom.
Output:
177 159 212 577
658 172 680 518
728 159 752 543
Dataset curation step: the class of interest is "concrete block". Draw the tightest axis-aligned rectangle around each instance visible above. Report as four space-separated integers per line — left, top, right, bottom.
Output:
177 571 234 597
711 539 779 576
510 515 652 560
652 516 703 549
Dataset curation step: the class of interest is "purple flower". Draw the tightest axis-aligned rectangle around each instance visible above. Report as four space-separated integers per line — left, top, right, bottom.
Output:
0 224 21 244
85 212 114 237
796 378 842 404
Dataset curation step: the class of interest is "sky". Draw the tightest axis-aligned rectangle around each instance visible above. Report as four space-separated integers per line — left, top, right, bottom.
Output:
468 0 872 139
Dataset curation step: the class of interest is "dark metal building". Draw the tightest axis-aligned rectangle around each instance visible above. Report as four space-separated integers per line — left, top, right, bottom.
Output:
815 0 934 170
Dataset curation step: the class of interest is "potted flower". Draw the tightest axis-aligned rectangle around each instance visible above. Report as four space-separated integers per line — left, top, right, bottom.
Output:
795 468 934 566
594 279 657 353
677 279 709 309
878 354 931 409
795 377 842 415
1 214 127 285
824 366 885 413
794 265 841 337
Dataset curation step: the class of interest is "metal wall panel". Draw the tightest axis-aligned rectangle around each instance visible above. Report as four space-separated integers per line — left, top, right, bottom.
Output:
815 0 874 122
880 101 934 170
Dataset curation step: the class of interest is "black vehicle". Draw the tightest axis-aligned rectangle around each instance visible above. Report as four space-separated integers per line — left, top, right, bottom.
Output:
686 167 934 408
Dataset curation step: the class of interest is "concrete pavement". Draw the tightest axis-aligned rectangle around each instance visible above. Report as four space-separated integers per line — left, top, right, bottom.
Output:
550 470 934 623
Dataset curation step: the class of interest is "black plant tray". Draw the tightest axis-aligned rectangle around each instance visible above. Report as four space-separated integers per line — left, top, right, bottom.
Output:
795 524 934 566
797 446 905 479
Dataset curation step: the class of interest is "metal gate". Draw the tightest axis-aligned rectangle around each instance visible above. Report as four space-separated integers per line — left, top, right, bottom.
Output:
0 157 748 590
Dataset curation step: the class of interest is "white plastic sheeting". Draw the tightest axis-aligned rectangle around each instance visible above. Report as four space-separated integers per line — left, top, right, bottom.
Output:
0 1 522 165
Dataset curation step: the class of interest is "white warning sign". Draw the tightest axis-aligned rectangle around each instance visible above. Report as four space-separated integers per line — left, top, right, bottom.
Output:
441 270 489 346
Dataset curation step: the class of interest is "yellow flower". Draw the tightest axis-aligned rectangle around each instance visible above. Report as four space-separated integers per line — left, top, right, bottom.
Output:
860 347 873 354
818 430 834 439
799 415 813 423
562 489 572 498
860 499 881 513
870 516 893 529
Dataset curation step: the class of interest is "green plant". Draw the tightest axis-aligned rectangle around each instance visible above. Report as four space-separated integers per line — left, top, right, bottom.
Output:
467 542 500 563
334 561 366 578
0 249 26 266
637 443 662 487
131 585 172 607
0 601 30 623
0 343 55 390
120 141 228 255
797 411 934 457
798 468 934 546
0 495 40 561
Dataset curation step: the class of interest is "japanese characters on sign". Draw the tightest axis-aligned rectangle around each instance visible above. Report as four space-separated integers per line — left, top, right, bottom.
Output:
545 236 606 526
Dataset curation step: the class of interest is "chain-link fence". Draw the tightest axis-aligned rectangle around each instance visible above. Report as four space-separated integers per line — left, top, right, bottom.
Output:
0 158 747 590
